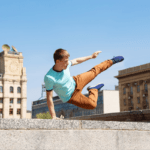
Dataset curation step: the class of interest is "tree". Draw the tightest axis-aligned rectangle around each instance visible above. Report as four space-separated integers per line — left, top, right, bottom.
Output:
36 111 52 119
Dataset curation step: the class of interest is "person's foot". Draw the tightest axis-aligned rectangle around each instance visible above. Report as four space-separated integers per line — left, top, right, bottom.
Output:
111 56 124 64
87 83 104 91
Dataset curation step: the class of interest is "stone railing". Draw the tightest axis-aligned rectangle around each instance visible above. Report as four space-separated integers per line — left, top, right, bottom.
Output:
0 117 150 150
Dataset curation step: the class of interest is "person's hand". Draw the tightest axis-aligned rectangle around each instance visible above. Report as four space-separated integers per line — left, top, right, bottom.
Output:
52 116 63 120
91 51 102 59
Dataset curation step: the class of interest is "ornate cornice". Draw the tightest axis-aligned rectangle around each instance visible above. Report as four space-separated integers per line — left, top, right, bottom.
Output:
21 79 27 82
3 55 24 59
120 79 150 87
20 97 27 99
115 69 150 79
2 79 27 82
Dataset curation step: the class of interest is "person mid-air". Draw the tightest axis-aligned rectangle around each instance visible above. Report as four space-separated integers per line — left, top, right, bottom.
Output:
44 48 124 119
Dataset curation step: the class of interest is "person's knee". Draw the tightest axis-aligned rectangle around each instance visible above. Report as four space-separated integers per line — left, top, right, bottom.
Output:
91 103 97 109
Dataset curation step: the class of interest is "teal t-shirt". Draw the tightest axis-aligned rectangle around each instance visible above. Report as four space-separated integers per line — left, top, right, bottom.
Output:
44 60 76 103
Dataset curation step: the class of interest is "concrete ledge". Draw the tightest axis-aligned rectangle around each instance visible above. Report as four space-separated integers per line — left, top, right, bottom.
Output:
1 119 150 131
67 109 150 122
0 119 150 150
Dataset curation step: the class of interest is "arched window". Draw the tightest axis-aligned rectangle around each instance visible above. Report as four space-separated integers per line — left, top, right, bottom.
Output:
123 88 126 94
145 84 148 92
17 87 21 93
10 86 13 93
0 86 3 93
137 85 140 93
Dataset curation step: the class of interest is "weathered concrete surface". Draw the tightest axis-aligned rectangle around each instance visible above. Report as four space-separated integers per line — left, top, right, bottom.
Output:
0 119 150 150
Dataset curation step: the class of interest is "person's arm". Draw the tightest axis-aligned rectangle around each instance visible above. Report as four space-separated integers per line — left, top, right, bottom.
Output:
70 55 92 66
46 90 56 118
76 55 92 64
46 90 63 120
74 51 102 64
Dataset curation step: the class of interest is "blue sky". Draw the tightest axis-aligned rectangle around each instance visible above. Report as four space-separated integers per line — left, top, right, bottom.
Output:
0 0 150 111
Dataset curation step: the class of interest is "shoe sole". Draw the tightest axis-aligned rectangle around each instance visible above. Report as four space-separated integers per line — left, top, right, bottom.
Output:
88 83 104 90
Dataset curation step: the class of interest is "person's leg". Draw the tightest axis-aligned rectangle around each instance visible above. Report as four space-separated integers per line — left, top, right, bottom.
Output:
67 88 98 109
74 59 113 90
67 56 124 109
67 59 113 109
75 55 124 90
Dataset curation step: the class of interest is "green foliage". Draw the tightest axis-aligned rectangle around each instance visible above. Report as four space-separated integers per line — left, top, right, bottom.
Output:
36 111 52 119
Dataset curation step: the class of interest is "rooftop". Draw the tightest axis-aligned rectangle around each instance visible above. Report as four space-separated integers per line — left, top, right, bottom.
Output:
115 62 150 78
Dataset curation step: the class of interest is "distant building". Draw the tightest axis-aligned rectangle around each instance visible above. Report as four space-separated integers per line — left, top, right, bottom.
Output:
0 45 29 118
26 110 32 119
115 85 119 90
32 89 119 119
115 62 150 112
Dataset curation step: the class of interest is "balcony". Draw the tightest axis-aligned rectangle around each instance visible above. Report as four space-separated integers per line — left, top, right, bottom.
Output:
128 100 133 108
142 98 149 109
128 92 133 98
142 89 148 96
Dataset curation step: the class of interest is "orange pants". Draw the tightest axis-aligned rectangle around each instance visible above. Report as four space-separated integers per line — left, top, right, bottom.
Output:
67 59 113 109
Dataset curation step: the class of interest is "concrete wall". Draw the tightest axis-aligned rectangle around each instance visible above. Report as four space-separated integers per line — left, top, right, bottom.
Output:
103 90 120 114
67 109 150 122
0 118 150 150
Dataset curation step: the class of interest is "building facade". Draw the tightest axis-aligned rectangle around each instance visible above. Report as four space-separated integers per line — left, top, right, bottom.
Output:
0 45 27 118
115 62 150 112
32 89 119 119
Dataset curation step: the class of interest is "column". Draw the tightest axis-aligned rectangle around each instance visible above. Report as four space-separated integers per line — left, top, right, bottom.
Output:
147 79 150 109
132 82 137 110
126 83 130 111
13 81 18 118
3 79 9 118
139 80 143 109
21 80 27 118
119 82 123 111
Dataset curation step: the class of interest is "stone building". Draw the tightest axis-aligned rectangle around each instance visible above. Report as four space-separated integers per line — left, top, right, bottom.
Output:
0 45 28 118
32 89 119 119
115 62 150 112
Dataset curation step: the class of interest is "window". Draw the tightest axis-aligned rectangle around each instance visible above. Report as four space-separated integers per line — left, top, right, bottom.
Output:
9 109 13 115
97 95 103 104
0 108 2 114
0 86 3 93
0 98 3 103
137 85 140 93
123 88 126 94
124 99 126 105
17 109 21 115
146 96 148 104
10 86 13 93
10 98 13 103
17 87 21 93
17 98 21 104
131 99 133 106
145 84 148 92
137 97 140 104
130 86 133 94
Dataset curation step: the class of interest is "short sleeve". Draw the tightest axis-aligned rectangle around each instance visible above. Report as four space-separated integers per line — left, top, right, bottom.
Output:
44 75 53 91
68 60 72 67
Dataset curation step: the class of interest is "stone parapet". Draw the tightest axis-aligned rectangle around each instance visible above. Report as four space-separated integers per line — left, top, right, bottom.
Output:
0 119 150 150
66 109 150 122
0 118 150 131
